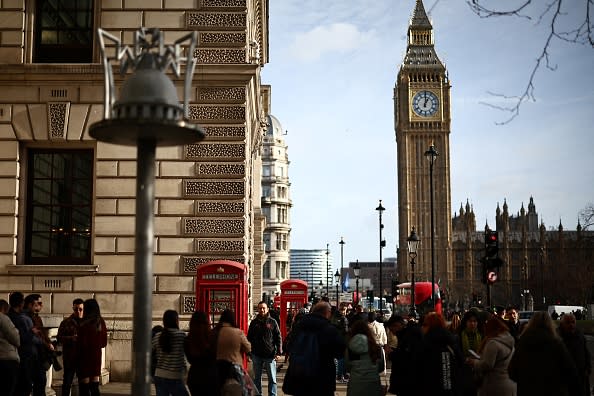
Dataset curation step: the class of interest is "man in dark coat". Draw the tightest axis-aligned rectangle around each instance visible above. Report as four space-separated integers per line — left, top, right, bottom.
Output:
558 313 591 396
247 301 282 396
282 301 346 396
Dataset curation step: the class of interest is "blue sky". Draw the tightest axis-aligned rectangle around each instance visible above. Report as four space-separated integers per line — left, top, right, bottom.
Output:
261 0 594 269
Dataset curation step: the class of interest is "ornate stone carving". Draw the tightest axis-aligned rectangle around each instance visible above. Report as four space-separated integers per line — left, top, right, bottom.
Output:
188 105 245 122
194 49 246 64
199 0 246 8
186 12 246 28
197 163 245 176
186 143 245 159
183 218 245 235
198 87 245 102
182 295 196 314
196 201 245 214
184 180 245 196
197 239 244 251
200 32 245 45
198 126 246 138
48 102 70 139
183 255 245 273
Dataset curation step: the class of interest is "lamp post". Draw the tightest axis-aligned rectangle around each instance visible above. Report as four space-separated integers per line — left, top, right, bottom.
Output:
376 200 386 315
90 28 204 395
424 143 439 309
354 260 361 305
326 243 330 297
407 227 420 320
334 269 341 307
319 280 324 299
339 237 345 292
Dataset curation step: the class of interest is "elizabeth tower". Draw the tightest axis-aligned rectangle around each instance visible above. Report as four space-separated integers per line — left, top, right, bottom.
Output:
395 0 453 293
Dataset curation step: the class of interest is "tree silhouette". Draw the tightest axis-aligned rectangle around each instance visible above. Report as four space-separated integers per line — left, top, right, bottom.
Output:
467 0 594 124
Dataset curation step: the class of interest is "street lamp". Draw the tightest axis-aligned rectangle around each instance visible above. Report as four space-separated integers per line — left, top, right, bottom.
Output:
339 237 345 292
424 143 439 309
90 28 204 396
376 200 386 315
407 227 420 320
334 269 341 307
326 243 330 297
354 260 361 305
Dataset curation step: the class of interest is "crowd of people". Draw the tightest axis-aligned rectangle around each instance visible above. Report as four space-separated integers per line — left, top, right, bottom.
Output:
2 293 592 396
0 293 107 396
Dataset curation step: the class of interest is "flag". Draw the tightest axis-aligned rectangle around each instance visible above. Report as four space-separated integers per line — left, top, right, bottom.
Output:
342 271 350 292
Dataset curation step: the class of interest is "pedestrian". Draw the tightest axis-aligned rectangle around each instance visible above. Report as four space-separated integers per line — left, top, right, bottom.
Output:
25 293 54 396
152 310 189 396
504 306 521 341
247 301 282 396
418 312 464 396
213 309 254 396
77 298 107 396
386 314 423 396
282 301 346 396
457 310 484 396
0 298 20 396
8 292 36 396
367 311 387 373
184 311 216 396
467 314 516 396
344 319 384 396
57 298 84 396
331 302 349 382
558 313 591 396
508 311 578 396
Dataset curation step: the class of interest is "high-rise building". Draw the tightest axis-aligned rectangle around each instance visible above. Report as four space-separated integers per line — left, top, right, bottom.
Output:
290 249 334 293
260 87 291 297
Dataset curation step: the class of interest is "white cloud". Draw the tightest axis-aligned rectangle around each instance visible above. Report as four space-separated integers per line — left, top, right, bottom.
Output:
288 23 376 62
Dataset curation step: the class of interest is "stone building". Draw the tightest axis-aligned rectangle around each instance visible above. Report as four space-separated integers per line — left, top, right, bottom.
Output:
260 91 291 299
0 0 269 383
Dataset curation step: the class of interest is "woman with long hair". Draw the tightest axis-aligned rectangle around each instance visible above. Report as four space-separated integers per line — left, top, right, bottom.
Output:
213 309 253 396
76 299 107 396
419 312 464 396
345 319 384 396
458 310 484 396
508 311 578 395
184 311 215 396
152 310 189 396
468 314 516 396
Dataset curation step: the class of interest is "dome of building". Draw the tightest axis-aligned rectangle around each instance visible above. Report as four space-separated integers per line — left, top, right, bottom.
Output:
265 114 284 137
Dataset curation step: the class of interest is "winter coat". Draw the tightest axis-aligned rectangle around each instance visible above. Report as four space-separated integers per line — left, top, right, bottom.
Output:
0 312 19 362
508 327 578 396
558 327 591 396
474 332 516 396
76 317 107 379
216 323 251 366
388 323 424 396
247 314 281 358
417 326 464 396
345 334 383 396
283 312 346 396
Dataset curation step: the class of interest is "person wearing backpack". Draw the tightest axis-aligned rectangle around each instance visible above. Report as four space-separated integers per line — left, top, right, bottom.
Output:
247 301 282 396
282 301 346 396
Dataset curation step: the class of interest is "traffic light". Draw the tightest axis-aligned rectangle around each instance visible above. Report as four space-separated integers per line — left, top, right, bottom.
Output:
391 279 399 301
485 230 499 260
366 290 374 300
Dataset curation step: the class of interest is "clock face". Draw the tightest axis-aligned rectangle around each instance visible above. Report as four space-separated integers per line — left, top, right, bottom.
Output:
412 90 439 117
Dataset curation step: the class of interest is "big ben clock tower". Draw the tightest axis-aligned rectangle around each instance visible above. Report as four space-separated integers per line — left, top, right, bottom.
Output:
395 0 453 296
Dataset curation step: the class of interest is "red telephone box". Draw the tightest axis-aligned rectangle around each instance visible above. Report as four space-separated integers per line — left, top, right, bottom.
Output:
279 280 308 339
195 260 249 333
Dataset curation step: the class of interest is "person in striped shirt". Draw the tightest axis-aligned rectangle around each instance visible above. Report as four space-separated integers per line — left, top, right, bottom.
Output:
152 310 189 396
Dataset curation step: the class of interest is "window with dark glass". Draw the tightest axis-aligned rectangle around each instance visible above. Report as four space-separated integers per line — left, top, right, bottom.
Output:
25 150 93 265
34 0 94 63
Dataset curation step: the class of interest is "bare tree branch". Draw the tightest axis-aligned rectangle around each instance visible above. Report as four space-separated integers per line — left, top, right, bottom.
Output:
579 203 594 230
467 0 594 124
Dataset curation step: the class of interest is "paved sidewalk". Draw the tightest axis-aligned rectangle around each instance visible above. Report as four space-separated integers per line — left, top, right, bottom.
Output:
99 365 365 396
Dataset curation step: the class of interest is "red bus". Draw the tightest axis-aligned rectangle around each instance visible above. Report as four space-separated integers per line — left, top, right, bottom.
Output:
394 282 442 316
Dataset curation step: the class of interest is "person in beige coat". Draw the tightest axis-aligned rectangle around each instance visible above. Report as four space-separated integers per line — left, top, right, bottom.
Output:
469 315 516 396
